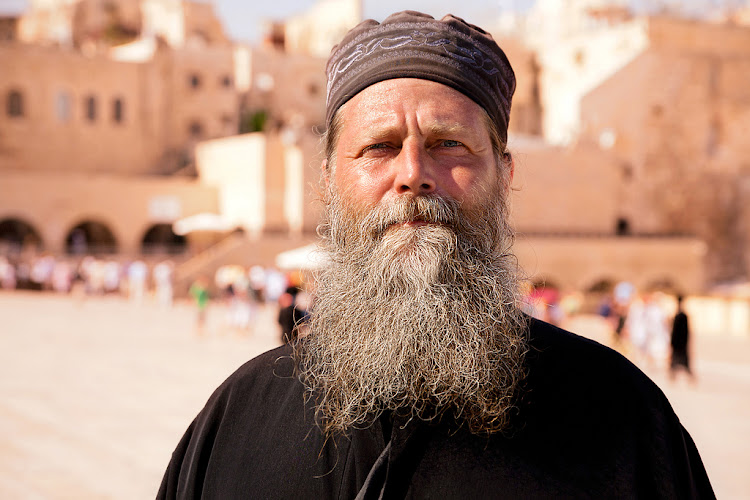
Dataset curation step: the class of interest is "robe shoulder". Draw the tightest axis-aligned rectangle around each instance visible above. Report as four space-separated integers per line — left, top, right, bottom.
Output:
158 321 715 499
507 318 715 499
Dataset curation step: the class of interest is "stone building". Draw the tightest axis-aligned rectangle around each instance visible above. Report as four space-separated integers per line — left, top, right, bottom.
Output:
2 0 746 297
578 16 750 284
0 0 237 256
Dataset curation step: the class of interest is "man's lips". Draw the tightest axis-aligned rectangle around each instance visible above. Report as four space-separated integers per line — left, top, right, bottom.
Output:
401 220 429 228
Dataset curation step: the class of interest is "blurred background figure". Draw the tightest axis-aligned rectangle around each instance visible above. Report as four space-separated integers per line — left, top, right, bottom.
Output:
189 277 210 335
51 260 74 294
670 295 696 384
127 259 148 304
153 260 175 309
103 260 121 295
626 291 669 370
277 286 307 344
0 256 16 290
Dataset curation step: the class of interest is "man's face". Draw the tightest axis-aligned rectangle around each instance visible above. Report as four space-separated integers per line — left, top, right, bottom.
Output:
329 78 507 220
300 78 526 436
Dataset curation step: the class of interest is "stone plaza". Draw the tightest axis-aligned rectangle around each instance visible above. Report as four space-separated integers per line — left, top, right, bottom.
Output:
0 290 748 499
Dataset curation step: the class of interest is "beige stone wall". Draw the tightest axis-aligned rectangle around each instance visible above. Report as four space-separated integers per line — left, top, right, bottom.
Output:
496 37 542 137
0 43 163 174
510 139 621 235
241 46 326 131
181 0 229 47
195 131 323 237
514 236 706 294
0 171 218 254
529 16 648 144
579 18 750 282
163 45 238 151
648 16 750 55
0 41 237 176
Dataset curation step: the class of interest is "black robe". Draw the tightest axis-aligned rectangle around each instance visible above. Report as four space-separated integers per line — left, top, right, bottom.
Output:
158 318 714 499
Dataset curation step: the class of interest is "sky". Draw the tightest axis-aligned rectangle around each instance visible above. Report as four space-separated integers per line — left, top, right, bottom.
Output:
1 0 746 44
211 0 536 44
211 0 747 44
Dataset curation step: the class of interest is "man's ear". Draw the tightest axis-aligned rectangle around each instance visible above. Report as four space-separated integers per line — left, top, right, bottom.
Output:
321 159 330 189
503 151 514 192
507 152 515 185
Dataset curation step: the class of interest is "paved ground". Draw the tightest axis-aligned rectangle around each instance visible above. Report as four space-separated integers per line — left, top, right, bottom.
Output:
0 291 748 499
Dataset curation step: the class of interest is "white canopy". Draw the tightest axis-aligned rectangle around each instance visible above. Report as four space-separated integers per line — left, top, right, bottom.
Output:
275 243 328 271
173 213 235 235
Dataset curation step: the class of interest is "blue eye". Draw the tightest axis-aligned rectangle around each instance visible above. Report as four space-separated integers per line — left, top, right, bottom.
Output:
362 143 389 153
442 140 462 147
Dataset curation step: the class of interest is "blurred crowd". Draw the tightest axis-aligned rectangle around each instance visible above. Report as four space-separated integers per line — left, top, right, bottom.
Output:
1 252 693 377
525 280 695 381
0 253 176 305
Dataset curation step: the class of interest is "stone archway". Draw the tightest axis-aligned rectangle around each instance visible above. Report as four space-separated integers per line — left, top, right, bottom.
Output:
65 220 118 255
585 278 617 294
141 223 187 255
0 217 43 253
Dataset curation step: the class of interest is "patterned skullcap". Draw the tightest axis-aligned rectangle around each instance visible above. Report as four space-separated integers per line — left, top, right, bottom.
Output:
325 10 516 143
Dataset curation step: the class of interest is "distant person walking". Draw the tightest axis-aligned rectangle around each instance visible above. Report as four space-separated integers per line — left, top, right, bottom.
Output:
153 260 175 308
670 295 695 383
277 286 307 344
626 292 668 369
189 277 210 335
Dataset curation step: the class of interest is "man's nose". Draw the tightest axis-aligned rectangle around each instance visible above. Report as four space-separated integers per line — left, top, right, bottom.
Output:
393 143 436 195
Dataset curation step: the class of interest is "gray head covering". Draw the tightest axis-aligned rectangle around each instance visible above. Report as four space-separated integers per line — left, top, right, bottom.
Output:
325 10 516 144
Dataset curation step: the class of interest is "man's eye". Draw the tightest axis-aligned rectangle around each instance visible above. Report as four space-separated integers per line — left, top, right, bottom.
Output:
441 140 463 148
362 143 390 153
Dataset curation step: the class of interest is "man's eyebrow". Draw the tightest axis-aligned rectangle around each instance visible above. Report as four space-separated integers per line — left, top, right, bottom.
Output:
426 122 473 137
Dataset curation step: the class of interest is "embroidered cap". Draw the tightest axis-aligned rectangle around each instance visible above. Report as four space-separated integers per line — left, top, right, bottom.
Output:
325 10 516 144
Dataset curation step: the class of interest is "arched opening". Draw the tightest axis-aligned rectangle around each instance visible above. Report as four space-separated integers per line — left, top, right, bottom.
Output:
586 278 617 294
644 277 681 295
581 277 620 314
0 218 43 252
65 220 117 255
141 223 187 255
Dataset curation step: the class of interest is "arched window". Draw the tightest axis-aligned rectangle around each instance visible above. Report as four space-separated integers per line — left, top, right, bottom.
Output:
84 95 97 122
65 220 118 254
141 223 187 255
112 97 124 124
6 90 24 117
0 218 43 251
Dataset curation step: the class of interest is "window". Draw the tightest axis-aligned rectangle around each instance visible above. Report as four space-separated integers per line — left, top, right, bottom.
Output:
221 75 232 88
189 121 204 138
56 92 71 122
189 73 202 89
112 97 124 124
7 90 24 117
84 95 97 122
616 218 630 236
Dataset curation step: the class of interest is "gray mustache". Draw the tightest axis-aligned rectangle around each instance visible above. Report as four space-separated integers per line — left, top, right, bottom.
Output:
366 196 463 236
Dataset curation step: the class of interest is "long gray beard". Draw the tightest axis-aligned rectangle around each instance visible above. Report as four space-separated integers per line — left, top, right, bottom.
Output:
297 188 528 436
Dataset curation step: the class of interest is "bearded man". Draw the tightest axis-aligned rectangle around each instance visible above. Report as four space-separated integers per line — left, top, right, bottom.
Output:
158 11 713 499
